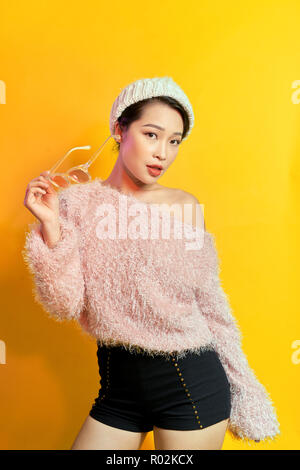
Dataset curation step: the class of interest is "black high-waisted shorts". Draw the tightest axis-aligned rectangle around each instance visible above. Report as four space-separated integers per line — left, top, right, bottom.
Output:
89 342 232 433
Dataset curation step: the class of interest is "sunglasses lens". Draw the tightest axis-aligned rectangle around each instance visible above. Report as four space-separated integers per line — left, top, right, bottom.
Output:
68 169 90 183
50 175 70 188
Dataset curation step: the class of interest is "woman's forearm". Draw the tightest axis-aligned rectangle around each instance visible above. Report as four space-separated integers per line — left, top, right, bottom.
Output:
41 219 61 248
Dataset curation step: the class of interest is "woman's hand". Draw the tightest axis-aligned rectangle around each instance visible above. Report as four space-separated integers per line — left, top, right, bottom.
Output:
23 171 60 224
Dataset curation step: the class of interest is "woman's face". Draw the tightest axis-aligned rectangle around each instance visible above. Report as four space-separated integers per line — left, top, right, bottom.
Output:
115 102 184 186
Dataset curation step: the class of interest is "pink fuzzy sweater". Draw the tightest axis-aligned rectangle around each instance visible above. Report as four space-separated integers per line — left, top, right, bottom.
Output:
22 178 280 445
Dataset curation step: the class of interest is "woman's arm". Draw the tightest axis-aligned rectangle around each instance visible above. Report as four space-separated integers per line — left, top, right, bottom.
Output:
22 185 87 323
194 237 280 444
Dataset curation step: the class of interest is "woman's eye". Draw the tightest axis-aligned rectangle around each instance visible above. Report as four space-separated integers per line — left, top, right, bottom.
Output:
145 132 156 139
144 133 181 145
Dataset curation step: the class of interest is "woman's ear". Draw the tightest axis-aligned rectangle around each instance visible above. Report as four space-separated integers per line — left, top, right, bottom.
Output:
114 123 122 142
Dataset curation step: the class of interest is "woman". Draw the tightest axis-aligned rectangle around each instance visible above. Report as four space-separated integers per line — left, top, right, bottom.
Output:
23 76 280 450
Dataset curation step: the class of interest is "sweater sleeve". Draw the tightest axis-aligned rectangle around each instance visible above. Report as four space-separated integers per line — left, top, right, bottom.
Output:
22 186 87 323
194 234 280 445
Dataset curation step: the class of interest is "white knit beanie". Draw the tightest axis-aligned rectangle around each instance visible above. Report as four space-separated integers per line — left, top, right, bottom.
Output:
109 76 194 141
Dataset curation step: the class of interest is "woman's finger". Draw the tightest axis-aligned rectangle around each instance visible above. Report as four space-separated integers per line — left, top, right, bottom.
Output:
30 187 47 195
29 181 50 188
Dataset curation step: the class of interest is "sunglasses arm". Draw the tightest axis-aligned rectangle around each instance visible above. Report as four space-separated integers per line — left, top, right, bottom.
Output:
84 134 119 169
47 145 91 175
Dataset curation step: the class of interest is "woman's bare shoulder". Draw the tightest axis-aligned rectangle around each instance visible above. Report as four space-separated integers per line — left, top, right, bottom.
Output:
174 189 206 230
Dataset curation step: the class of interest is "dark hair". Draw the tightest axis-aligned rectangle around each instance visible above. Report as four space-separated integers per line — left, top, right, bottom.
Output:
112 95 190 153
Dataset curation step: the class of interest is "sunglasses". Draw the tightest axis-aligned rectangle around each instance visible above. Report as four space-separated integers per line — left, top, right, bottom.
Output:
45 134 119 189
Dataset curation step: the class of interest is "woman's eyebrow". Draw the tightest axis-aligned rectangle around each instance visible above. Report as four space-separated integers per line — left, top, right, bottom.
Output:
141 123 183 136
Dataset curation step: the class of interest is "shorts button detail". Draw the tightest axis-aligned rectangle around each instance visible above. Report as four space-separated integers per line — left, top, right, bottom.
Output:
100 350 111 401
171 356 204 429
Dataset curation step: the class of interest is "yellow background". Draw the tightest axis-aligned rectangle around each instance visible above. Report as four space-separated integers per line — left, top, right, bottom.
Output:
1 0 299 450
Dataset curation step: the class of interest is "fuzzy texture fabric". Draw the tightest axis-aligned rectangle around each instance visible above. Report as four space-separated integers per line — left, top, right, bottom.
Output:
22 178 280 446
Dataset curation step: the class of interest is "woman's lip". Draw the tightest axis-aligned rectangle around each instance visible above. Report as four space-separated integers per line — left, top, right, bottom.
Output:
146 165 162 176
